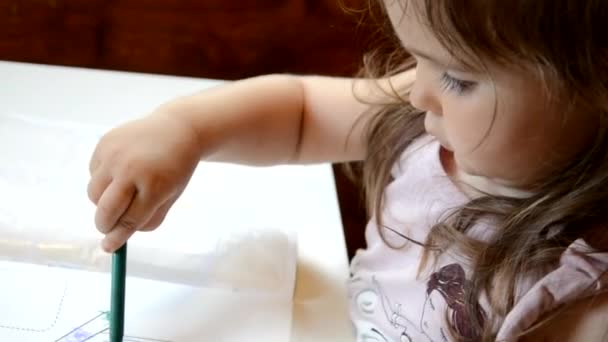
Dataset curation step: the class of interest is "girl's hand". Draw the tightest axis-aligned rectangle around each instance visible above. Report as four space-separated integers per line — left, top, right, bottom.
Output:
87 111 202 252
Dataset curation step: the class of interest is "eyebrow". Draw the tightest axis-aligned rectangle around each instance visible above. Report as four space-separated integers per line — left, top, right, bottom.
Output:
404 45 441 63
403 44 470 72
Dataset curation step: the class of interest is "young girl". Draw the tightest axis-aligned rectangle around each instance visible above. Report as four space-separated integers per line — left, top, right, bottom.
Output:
87 0 608 340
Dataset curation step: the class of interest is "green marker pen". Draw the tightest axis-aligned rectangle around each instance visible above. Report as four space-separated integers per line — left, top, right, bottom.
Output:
110 243 127 342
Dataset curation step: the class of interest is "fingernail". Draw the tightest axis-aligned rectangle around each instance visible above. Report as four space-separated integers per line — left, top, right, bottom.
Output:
98 224 111 234
101 240 115 253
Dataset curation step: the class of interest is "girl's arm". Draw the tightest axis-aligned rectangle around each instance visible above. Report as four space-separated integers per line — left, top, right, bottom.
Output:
161 71 414 165
88 70 415 252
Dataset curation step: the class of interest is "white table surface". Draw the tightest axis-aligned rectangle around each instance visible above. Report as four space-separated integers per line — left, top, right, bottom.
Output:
0 60 355 341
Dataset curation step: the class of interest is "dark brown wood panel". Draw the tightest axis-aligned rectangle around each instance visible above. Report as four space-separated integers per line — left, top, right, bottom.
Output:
0 0 374 259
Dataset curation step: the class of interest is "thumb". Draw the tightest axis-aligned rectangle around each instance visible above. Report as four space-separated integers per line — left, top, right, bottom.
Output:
101 225 136 253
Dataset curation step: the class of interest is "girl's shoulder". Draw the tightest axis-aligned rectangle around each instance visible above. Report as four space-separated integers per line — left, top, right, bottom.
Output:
499 238 608 340
519 289 608 341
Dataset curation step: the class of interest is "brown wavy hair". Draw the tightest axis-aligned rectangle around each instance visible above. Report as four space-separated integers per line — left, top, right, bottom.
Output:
352 0 608 340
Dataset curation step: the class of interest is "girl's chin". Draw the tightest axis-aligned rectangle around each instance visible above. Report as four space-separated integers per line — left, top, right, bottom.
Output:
432 135 453 152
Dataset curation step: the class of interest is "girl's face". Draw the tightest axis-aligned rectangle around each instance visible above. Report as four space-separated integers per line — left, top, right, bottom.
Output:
385 1 597 195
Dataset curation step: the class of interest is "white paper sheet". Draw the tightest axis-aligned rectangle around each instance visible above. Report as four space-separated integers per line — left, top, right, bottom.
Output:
0 260 294 342
0 113 297 341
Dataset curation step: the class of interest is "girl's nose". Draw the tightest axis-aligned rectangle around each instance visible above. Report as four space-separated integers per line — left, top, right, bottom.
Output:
409 68 442 115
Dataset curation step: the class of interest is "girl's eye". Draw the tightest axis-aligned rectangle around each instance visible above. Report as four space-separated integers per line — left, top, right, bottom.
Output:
439 73 476 95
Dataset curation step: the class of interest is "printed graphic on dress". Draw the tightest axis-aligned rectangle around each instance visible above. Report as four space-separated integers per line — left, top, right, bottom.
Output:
351 263 486 341
423 263 486 341
352 276 432 342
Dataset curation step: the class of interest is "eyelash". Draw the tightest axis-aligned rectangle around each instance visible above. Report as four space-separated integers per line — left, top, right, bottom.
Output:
439 73 476 95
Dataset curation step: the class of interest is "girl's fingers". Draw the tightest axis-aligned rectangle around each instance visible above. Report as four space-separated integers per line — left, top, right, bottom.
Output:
95 181 136 234
87 170 112 205
101 192 161 252
111 190 160 234
100 193 173 252
101 225 136 253
89 155 101 175
139 196 178 231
